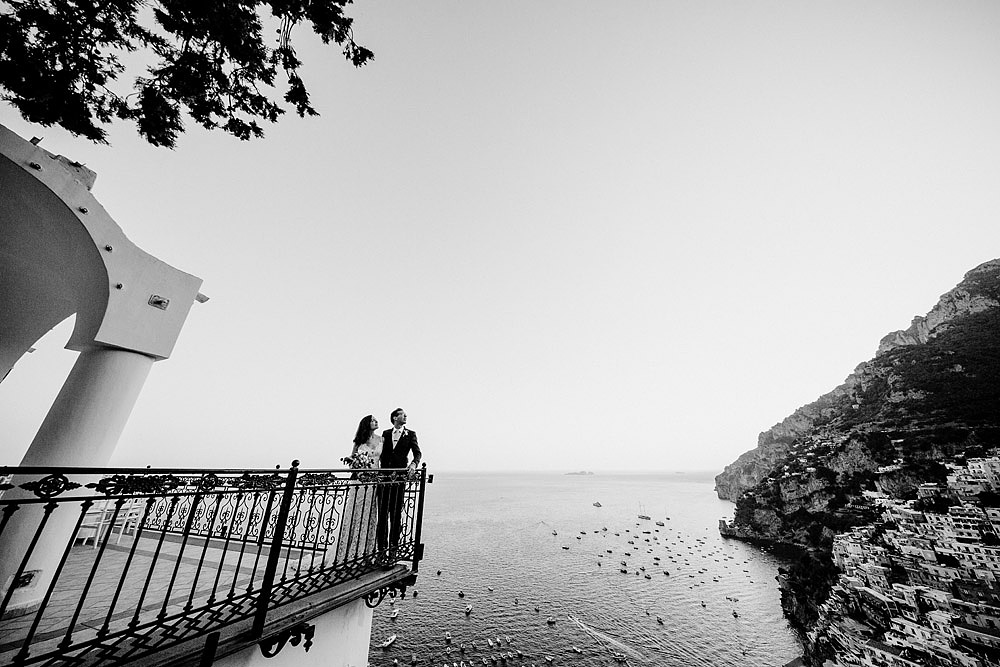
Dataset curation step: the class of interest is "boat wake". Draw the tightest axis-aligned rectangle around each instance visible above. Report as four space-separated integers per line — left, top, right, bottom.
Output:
568 615 645 663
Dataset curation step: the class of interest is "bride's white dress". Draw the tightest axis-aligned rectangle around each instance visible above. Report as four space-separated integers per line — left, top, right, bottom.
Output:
335 434 381 563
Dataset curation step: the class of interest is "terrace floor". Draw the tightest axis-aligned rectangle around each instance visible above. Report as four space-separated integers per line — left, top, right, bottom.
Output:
0 533 406 667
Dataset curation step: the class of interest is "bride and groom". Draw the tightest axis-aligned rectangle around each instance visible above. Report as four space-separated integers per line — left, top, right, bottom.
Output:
343 408 422 567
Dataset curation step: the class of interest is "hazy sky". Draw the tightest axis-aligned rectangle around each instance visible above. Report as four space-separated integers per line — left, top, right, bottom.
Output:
2 1 1000 473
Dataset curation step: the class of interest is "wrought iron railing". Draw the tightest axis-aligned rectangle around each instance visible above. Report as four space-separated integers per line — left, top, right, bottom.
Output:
0 461 429 666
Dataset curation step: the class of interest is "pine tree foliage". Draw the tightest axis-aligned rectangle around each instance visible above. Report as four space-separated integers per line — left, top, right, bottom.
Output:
0 0 372 147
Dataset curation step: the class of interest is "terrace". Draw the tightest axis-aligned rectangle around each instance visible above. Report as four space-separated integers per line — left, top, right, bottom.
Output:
0 462 429 666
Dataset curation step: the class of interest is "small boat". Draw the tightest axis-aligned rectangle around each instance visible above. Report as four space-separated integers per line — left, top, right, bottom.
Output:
593 501 602 507
571 646 582 654
638 514 651 520
656 616 664 624
465 605 472 615
655 521 665 526
446 631 452 642
488 586 494 591
487 638 494 648
380 634 397 649
546 616 556 625
644 574 651 579
458 591 465 598
505 635 511 644
390 608 399 619
733 610 740 618
551 530 557 536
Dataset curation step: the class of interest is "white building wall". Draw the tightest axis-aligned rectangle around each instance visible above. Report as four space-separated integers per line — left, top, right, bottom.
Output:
215 599 374 667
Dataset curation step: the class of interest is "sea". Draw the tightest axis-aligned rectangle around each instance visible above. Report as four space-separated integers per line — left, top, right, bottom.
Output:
367 472 802 667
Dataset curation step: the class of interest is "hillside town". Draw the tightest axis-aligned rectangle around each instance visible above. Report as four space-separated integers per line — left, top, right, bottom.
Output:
811 455 1000 666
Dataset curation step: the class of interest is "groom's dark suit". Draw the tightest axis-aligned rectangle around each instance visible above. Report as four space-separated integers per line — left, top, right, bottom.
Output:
377 428 422 558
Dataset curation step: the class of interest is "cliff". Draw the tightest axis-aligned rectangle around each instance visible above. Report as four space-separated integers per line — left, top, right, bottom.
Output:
715 259 1000 659
717 258 1000 503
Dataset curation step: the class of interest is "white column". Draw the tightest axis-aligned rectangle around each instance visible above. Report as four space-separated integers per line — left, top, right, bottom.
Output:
0 347 154 613
23 347 154 466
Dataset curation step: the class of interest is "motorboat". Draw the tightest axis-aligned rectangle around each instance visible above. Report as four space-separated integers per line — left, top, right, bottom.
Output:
593 502 602 507
380 634 397 649
465 605 473 615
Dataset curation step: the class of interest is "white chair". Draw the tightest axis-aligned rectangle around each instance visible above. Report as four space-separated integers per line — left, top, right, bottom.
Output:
76 498 144 548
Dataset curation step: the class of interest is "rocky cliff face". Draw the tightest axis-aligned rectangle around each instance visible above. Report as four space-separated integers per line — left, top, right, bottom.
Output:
716 258 1000 503
715 259 1000 662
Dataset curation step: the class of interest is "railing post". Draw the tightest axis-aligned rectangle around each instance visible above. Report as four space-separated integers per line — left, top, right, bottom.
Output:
411 464 428 572
252 460 299 639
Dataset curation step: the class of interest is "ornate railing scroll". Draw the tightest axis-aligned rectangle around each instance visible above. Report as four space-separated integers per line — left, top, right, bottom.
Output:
0 462 429 667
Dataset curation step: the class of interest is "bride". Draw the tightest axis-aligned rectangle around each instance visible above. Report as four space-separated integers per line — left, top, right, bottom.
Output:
336 415 381 564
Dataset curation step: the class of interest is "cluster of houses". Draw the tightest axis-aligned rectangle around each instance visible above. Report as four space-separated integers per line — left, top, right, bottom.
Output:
813 456 1000 666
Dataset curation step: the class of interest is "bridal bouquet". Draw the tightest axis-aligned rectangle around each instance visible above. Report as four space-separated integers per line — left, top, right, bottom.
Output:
349 449 377 481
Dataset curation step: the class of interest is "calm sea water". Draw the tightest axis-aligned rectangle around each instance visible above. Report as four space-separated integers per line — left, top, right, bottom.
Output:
367 472 800 667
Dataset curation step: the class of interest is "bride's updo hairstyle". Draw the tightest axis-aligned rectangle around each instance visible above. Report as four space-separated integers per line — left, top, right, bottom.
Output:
353 414 375 446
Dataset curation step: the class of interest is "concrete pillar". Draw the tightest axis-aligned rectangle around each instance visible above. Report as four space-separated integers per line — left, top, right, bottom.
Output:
23 347 154 466
0 347 154 613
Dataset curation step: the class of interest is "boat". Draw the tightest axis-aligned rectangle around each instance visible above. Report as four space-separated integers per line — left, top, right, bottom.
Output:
656 616 664 624
593 501 602 507
380 634 397 649
465 605 473 615
551 530 557 535
733 610 740 618
644 574 651 579
487 638 494 648
655 521 665 526
546 616 556 625
446 631 452 642
458 591 465 598
390 608 399 619
571 646 582 654
488 586 494 591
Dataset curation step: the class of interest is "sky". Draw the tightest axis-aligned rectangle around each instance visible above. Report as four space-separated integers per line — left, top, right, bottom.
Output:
2 1 1000 473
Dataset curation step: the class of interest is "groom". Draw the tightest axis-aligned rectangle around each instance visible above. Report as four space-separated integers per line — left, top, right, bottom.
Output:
377 408 421 566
